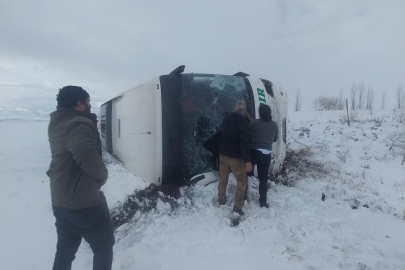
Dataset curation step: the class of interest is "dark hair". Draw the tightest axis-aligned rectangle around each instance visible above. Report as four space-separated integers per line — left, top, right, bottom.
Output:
57 86 89 109
259 103 272 122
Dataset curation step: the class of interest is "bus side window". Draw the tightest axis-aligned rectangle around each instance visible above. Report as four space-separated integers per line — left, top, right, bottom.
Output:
260 79 274 97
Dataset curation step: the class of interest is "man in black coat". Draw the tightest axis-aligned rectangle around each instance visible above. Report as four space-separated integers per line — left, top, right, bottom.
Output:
218 101 252 215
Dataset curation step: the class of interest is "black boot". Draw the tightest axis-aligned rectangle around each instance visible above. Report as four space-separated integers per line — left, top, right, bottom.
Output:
260 202 269 208
233 209 245 216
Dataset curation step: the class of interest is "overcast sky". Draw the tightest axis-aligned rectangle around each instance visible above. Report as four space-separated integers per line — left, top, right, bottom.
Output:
1 0 404 111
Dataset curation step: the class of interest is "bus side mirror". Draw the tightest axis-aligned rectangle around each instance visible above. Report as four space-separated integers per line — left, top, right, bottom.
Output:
170 65 185 75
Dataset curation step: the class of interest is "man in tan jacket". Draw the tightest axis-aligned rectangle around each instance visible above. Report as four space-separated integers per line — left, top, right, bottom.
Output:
47 86 114 270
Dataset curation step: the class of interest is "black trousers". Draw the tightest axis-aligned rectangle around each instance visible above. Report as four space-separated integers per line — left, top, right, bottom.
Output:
250 149 271 205
52 194 115 270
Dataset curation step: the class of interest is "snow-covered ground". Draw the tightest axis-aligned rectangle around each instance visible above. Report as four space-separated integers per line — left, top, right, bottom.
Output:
1 110 404 270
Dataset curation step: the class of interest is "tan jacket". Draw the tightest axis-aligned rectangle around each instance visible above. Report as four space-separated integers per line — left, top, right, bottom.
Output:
47 109 108 209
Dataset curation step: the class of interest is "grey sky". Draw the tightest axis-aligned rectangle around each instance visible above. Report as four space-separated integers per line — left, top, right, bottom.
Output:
1 0 404 111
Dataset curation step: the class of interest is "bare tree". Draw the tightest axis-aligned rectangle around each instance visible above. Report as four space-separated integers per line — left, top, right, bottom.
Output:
351 82 357 110
314 96 341 111
381 91 386 110
358 82 365 110
338 89 344 110
346 99 350 126
366 86 374 113
295 89 302 112
397 84 404 109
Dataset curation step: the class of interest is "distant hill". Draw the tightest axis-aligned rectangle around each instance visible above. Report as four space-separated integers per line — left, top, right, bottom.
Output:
0 107 101 121
0 108 52 121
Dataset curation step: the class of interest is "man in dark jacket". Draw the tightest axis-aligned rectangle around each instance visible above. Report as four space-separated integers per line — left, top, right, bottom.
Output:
218 101 252 215
47 86 114 270
249 103 278 208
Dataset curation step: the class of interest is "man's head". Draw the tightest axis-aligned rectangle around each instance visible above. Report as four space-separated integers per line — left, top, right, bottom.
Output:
57 86 91 113
258 103 272 122
234 101 247 114
233 101 251 121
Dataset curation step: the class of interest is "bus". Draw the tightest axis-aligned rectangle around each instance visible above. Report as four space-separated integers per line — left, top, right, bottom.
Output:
100 66 287 186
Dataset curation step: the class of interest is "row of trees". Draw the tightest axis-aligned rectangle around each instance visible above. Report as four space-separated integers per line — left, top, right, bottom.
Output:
350 82 375 111
290 83 404 112
396 85 404 109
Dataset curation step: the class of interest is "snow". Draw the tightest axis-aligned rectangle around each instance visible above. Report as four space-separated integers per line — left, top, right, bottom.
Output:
1 110 404 270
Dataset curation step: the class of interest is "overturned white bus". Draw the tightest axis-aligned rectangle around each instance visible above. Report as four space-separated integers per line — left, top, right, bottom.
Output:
100 66 287 186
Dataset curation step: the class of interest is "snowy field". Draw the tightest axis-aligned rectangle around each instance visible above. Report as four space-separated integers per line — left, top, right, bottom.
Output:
1 110 404 270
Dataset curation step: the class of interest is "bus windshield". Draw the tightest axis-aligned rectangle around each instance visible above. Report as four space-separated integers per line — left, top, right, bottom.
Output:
160 73 254 184
181 74 253 177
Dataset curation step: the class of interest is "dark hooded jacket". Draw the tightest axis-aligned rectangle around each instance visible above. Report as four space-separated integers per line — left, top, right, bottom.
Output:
219 112 251 162
47 109 108 209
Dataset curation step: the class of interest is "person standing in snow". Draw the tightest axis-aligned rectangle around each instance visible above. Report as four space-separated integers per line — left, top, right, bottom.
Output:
249 103 278 208
218 101 252 215
47 86 114 270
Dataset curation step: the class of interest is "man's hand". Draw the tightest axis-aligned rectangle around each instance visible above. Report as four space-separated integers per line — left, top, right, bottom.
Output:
245 162 252 173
